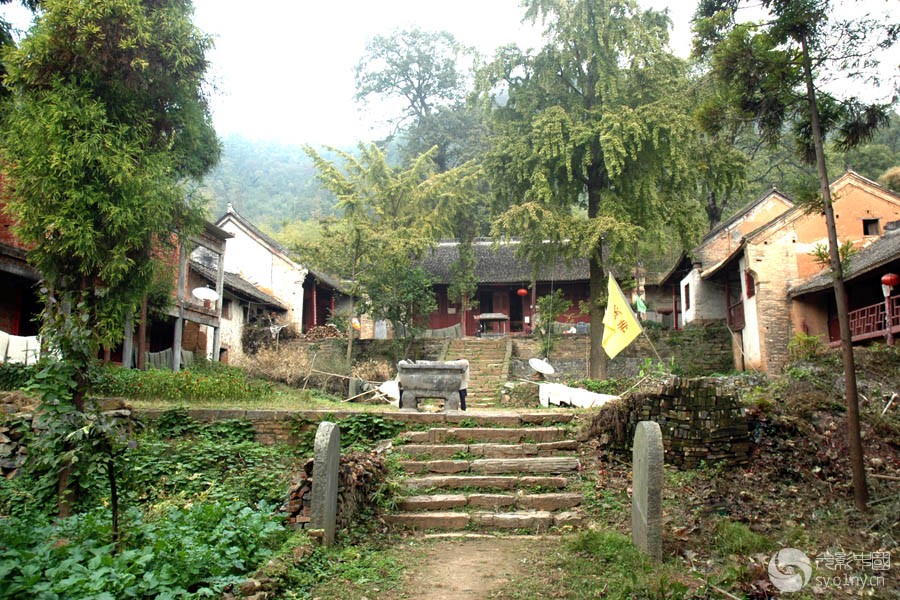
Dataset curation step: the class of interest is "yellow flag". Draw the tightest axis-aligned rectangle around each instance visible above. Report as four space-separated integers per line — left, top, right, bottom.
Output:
602 274 642 359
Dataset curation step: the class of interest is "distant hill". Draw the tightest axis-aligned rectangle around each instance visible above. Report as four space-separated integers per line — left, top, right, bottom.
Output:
200 135 339 231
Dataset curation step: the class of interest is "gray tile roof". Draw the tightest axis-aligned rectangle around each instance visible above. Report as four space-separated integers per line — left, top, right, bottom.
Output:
789 231 900 297
189 260 288 310
420 239 589 285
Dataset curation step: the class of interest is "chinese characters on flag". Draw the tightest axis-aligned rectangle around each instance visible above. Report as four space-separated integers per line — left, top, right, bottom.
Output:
601 274 642 359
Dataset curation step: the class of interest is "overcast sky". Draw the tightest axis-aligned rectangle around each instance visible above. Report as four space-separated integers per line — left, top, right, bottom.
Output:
1 1 897 147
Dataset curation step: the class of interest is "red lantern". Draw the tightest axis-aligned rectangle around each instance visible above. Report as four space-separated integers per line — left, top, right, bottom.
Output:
517 287 529 297
882 273 900 288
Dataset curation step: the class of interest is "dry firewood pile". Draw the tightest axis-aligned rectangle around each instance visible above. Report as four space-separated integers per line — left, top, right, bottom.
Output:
280 451 387 530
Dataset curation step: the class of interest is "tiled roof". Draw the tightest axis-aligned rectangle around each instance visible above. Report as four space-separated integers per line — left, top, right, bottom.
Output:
216 205 292 258
789 230 900 297
420 239 589 285
190 260 288 310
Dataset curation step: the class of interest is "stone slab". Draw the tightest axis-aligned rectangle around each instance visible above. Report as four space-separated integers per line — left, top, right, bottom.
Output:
399 460 470 474
310 421 341 546
398 495 468 511
384 511 470 529
467 493 517 508
472 510 554 531
402 475 569 491
632 421 663 560
470 457 580 475
399 444 468 458
518 492 583 511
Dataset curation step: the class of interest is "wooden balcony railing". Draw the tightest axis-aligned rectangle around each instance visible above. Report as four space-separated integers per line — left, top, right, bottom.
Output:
833 295 900 344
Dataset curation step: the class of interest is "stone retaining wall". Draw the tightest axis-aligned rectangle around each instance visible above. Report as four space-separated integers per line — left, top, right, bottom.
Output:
511 322 734 380
592 376 751 468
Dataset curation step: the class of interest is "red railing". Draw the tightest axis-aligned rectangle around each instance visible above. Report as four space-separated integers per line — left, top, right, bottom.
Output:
843 295 900 343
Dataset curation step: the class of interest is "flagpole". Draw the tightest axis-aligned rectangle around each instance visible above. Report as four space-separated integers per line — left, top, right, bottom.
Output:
641 328 664 363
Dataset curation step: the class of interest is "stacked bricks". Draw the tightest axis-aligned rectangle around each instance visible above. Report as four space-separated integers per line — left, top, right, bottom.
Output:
615 377 751 468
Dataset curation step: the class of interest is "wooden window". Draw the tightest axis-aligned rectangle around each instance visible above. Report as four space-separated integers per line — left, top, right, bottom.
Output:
684 283 691 310
222 299 232 319
744 270 755 298
863 218 880 236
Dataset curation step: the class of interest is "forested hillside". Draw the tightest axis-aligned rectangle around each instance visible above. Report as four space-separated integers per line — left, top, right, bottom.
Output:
200 135 339 231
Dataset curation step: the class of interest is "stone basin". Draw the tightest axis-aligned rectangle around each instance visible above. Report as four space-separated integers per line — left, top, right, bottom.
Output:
397 361 466 412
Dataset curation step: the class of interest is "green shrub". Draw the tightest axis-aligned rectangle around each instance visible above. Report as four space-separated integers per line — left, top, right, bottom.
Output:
92 364 273 401
787 332 825 362
0 362 38 391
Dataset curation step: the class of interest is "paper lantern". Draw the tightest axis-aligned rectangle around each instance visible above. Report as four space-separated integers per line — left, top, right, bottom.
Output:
882 273 900 287
516 288 529 296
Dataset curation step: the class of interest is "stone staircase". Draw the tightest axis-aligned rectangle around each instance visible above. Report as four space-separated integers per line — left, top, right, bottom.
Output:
384 412 585 533
445 338 510 406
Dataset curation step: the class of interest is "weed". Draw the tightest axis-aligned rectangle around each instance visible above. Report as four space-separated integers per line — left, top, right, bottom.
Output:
713 518 774 556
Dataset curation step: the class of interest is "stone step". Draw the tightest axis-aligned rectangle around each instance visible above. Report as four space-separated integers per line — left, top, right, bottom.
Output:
397 440 578 460
384 510 584 531
401 427 570 444
470 457 580 475
398 492 582 512
402 474 570 491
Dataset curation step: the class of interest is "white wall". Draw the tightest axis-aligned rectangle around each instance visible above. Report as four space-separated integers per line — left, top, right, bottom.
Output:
218 218 307 332
738 256 762 369
681 268 727 325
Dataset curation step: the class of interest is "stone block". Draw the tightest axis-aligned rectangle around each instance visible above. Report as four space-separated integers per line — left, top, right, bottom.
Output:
632 421 663 561
310 422 340 546
467 493 516 508
398 495 467 511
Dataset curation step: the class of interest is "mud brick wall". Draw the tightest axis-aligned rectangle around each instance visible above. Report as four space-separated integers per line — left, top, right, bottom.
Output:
614 377 751 468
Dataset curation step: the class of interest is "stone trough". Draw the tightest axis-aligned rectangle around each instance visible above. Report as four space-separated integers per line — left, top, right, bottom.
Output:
397 361 466 412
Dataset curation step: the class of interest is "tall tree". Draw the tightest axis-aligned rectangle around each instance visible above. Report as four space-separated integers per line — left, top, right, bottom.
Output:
1 0 218 514
694 0 898 511
355 28 486 173
301 144 481 358
478 0 701 378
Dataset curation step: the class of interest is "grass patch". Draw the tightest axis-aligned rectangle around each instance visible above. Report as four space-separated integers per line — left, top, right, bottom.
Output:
494 531 694 600
713 518 775 556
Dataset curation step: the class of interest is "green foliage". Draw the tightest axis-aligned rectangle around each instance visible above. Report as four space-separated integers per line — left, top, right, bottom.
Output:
202 135 338 226
0 501 285 598
535 289 572 358
479 0 702 377
278 540 407 599
713 519 774 556
91 365 273 402
639 357 681 377
787 332 826 362
2 0 218 365
809 239 858 273
574 378 625 395
338 413 405 450
0 362 37 391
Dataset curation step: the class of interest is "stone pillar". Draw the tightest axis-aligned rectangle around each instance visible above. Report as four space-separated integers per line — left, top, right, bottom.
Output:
310 421 341 546
632 420 663 560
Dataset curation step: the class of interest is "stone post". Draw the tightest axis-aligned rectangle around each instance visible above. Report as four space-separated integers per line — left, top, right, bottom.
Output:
310 421 340 546
632 420 663 560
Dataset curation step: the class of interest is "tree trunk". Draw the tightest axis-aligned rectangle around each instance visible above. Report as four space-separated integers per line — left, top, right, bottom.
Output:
801 38 868 511
345 296 355 363
137 295 148 371
587 167 608 379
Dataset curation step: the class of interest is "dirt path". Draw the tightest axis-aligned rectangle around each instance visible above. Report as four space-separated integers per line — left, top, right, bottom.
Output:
383 536 543 600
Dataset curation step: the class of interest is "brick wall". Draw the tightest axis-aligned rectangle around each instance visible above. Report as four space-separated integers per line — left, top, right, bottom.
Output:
593 376 751 468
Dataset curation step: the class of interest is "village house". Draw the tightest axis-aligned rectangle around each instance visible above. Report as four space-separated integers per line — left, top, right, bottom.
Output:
668 170 900 372
187 260 288 363
213 204 308 334
419 239 593 337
